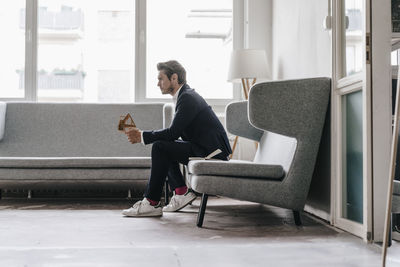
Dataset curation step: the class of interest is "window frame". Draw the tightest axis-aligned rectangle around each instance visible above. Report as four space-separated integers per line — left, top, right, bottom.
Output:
135 0 242 108
1 0 243 107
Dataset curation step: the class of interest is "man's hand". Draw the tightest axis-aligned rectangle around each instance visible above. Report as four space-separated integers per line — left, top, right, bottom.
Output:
125 127 142 144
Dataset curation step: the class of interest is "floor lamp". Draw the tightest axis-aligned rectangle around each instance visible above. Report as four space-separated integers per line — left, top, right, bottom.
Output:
227 49 270 159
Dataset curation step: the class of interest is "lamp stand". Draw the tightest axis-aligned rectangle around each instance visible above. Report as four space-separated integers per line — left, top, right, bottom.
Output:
229 78 257 159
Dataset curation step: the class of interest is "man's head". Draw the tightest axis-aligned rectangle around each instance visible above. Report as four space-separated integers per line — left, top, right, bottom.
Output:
157 60 186 95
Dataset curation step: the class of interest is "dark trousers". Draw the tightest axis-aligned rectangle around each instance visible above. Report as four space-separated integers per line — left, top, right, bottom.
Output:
144 140 206 201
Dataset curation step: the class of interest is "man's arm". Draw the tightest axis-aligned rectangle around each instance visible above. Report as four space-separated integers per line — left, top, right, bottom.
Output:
142 93 201 144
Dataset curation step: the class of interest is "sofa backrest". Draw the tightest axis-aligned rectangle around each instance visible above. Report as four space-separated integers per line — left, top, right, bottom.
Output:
0 102 5 141
225 100 296 173
248 78 330 209
0 102 173 157
253 131 297 174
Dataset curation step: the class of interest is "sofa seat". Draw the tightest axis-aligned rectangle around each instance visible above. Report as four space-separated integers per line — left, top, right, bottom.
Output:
0 157 151 168
188 159 284 180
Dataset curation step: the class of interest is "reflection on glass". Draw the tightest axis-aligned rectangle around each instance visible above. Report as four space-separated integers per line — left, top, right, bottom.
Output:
342 91 363 223
37 0 135 102
147 0 233 99
343 0 363 77
0 0 25 98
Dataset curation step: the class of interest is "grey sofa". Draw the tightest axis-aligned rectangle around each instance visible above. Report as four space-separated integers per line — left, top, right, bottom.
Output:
188 78 331 227
0 102 173 194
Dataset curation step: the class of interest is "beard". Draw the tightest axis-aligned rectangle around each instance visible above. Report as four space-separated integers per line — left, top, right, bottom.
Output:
161 85 174 95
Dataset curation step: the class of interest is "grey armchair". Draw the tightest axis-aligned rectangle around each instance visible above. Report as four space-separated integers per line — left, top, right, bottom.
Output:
187 78 331 227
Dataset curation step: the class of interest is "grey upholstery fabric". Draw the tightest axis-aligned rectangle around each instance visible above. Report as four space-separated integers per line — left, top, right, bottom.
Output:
0 102 5 141
249 78 330 139
190 174 304 210
0 168 150 181
163 103 174 128
226 101 263 142
0 102 170 188
394 195 400 213
0 103 166 157
188 159 284 179
0 157 151 168
0 178 148 190
394 180 400 196
188 78 331 212
394 181 400 213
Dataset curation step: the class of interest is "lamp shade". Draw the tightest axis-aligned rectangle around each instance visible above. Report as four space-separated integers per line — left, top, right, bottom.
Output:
227 49 269 83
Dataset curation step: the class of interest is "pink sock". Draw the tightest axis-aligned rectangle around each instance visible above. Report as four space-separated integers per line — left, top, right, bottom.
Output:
146 198 159 206
175 186 188 195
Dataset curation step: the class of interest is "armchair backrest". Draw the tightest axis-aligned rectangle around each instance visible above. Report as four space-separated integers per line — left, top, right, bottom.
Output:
249 78 331 208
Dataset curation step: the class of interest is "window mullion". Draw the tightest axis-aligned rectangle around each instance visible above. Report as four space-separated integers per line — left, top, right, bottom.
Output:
233 0 245 101
135 0 146 102
25 0 38 101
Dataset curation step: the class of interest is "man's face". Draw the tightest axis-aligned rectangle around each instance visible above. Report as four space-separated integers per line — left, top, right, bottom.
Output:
157 71 174 95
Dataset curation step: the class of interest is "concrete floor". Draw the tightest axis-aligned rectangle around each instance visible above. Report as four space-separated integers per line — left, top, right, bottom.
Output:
0 197 398 267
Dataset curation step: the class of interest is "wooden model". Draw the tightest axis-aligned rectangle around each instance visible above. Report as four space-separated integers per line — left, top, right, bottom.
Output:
118 113 136 132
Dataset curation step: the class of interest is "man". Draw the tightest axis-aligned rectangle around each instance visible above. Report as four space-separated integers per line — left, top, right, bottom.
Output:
122 60 232 217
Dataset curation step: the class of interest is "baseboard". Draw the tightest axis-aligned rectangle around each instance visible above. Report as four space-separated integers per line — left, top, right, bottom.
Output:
304 204 331 223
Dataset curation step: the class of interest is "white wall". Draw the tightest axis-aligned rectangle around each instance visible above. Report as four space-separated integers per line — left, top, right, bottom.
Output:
272 0 331 80
371 0 391 243
235 0 273 161
242 0 332 220
272 0 331 220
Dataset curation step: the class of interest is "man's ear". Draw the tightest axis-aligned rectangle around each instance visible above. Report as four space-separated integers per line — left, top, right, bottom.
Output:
171 73 178 84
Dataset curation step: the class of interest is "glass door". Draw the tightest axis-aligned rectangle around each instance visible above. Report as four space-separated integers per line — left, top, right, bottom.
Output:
332 0 372 240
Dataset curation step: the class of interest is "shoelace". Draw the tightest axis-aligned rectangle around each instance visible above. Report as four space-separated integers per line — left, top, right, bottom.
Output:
167 194 179 207
131 200 142 209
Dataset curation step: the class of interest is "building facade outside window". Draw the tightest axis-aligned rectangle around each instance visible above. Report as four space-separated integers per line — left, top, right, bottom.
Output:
0 0 237 104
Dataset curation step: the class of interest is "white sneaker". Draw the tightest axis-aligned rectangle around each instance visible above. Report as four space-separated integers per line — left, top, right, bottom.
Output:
163 191 197 212
122 198 162 217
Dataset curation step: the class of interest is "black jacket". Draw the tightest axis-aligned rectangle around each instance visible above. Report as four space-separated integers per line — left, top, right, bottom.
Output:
142 84 232 159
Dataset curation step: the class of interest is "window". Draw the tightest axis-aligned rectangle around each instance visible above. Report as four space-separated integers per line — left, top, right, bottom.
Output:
1 0 238 103
36 0 135 102
146 0 233 100
0 0 25 98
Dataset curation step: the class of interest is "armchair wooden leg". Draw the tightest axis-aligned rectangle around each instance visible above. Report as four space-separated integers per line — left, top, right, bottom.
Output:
197 193 208 228
293 210 302 226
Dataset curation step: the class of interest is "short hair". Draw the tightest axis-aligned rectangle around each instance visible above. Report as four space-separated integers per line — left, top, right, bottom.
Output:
157 60 186 85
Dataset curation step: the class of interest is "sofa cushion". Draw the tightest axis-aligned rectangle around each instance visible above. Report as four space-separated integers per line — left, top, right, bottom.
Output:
0 157 151 168
0 168 151 182
188 159 284 180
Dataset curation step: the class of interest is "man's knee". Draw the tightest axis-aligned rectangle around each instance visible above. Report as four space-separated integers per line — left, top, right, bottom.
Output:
151 140 168 155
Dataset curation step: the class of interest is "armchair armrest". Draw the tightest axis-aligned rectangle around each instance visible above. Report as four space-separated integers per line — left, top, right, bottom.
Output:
226 101 263 142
